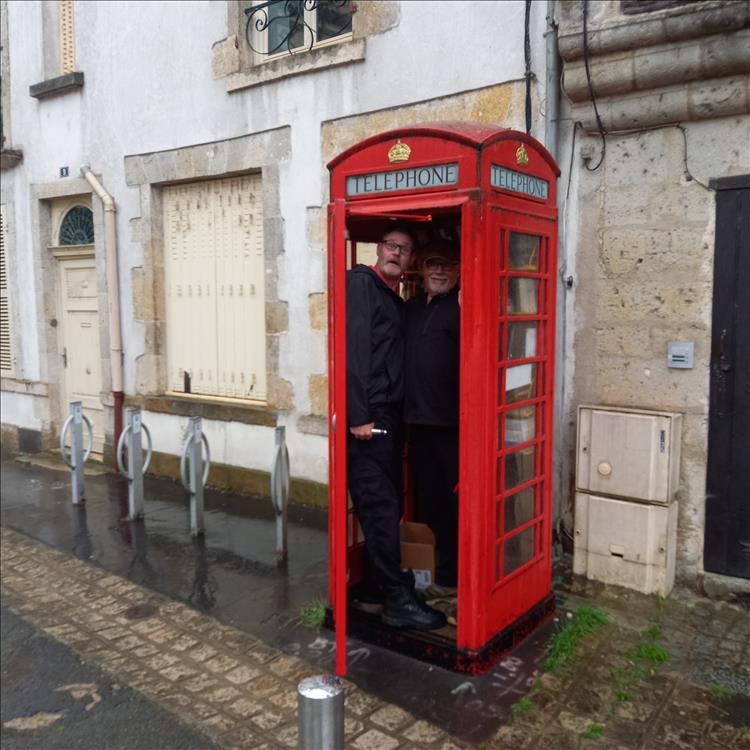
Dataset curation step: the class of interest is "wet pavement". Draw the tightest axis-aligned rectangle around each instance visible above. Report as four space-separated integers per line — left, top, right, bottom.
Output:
1 605 218 750
0 455 550 744
2 453 749 749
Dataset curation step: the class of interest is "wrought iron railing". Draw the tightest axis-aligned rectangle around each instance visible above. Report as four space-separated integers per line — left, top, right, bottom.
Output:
244 0 353 56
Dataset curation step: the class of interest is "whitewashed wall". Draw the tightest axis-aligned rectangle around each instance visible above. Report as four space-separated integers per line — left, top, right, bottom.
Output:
3 0 549 484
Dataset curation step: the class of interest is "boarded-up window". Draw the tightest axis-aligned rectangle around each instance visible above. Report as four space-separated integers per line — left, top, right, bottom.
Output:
0 204 13 374
163 175 266 401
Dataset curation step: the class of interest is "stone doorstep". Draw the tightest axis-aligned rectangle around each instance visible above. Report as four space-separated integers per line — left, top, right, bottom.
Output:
0 528 468 750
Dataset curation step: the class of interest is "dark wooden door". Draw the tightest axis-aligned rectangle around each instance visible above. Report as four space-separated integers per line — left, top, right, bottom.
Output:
705 177 750 580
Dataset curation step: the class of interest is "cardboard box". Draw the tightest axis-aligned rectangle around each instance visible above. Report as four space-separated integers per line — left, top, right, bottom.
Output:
400 522 436 589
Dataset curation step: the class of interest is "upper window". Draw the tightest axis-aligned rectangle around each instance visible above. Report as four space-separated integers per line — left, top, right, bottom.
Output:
59 206 94 245
245 0 353 61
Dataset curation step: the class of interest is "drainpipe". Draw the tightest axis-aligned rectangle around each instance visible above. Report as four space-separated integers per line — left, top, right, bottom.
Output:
80 166 124 457
544 1 566 538
544 0 560 160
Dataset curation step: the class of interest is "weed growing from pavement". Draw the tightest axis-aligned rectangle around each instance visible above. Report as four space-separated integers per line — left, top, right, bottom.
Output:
629 643 670 665
508 695 534 724
298 598 327 631
615 690 632 703
710 684 732 700
581 723 604 740
641 624 663 641
543 606 608 672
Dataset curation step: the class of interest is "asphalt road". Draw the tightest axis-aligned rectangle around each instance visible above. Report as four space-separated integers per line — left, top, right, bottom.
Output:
0 605 218 750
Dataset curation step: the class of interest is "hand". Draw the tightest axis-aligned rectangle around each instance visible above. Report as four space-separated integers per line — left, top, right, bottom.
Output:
349 423 374 440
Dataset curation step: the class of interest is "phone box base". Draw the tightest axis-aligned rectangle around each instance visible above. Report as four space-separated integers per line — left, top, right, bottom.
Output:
400 522 436 589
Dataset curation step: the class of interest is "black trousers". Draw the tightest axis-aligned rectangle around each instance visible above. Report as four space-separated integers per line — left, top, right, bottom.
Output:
409 424 459 587
347 407 410 593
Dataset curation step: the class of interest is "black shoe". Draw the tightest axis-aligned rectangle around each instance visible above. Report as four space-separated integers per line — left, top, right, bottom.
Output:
381 589 447 630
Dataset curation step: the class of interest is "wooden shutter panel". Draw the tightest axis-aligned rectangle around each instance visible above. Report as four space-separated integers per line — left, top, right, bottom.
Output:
163 176 266 401
59 0 75 75
0 205 13 373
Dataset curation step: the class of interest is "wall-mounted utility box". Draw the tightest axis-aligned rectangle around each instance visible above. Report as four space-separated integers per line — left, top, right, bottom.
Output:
573 493 678 596
576 405 682 505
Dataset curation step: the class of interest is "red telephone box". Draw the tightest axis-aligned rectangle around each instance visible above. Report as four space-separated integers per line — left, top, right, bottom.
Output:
327 123 560 676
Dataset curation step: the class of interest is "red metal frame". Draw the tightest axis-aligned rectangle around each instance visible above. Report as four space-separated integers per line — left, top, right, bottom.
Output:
327 123 560 674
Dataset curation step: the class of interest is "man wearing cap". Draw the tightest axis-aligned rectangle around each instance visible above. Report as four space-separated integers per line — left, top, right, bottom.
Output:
404 239 461 596
347 226 447 630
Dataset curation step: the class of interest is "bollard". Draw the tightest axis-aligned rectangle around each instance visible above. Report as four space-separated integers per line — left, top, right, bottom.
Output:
270 425 290 563
297 675 344 750
116 407 153 520
180 417 210 536
59 401 94 505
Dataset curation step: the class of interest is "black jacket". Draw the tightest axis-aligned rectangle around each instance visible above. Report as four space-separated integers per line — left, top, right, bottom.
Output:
404 287 460 427
346 265 406 427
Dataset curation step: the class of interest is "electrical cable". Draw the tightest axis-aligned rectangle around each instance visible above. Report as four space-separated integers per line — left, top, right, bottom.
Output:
582 0 606 171
566 122 579 203
525 0 533 135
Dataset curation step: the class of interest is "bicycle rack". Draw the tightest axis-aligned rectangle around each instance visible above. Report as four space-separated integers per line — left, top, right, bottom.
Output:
116 407 153 520
59 401 94 505
180 416 211 536
271 425 290 563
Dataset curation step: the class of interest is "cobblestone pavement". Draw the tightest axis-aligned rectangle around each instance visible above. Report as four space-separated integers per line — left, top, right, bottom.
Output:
2 523 750 749
1 527 468 750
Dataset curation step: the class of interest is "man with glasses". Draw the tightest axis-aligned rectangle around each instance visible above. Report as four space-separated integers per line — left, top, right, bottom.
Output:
405 239 461 599
347 226 447 630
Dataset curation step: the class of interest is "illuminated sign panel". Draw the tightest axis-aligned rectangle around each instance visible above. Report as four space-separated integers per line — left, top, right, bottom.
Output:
491 165 549 200
346 163 459 196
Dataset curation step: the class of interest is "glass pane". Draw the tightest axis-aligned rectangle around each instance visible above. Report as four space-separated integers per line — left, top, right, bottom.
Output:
498 278 504 316
509 233 540 271
505 364 536 403
59 206 95 245
317 0 352 41
507 278 538 315
503 405 536 447
507 322 537 361
505 446 535 490
504 526 535 576
504 487 535 533
268 0 305 52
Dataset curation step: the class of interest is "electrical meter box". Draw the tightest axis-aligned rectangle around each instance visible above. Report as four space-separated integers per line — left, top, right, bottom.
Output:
573 493 678 596
576 405 682 505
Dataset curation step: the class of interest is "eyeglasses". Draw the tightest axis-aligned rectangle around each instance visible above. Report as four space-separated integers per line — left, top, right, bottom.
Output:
380 239 413 254
423 257 459 270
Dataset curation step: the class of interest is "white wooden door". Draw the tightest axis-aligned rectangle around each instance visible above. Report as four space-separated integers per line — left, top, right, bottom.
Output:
58 256 105 455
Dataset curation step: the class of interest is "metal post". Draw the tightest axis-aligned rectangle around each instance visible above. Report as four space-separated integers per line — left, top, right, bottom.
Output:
127 408 144 519
71 402 85 505
188 417 205 536
116 407 152 521
59 401 93 505
271 425 289 563
297 675 344 750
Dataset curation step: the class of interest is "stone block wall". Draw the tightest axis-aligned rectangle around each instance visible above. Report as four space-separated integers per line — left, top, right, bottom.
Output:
569 118 748 582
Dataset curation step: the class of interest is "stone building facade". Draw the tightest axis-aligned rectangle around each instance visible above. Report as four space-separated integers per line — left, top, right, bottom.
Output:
1 0 748 589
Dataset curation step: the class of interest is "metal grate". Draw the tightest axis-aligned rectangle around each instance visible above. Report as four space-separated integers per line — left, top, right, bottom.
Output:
59 206 94 245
